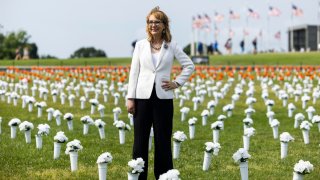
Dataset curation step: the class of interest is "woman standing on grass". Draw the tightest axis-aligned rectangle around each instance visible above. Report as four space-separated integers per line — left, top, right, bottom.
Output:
126 6 194 180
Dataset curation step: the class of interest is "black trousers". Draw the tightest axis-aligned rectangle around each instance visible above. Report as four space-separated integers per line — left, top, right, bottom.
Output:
133 85 174 180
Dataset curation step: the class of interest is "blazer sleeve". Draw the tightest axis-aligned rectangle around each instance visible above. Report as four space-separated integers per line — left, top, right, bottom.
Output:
126 42 141 99
173 42 195 86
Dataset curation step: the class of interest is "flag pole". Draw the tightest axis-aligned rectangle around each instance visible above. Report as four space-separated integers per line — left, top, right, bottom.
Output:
318 0 320 51
290 2 294 52
191 17 195 56
267 1 270 52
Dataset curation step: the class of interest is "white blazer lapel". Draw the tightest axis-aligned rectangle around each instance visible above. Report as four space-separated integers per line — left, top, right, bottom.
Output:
155 41 166 69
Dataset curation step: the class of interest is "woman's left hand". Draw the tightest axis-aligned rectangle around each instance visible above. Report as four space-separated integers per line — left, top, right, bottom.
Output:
161 81 178 91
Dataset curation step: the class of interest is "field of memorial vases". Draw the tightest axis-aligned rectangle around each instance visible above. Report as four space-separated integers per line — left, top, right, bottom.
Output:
0 65 319 179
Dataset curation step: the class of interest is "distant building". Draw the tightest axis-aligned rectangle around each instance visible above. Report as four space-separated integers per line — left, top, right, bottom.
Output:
288 24 320 52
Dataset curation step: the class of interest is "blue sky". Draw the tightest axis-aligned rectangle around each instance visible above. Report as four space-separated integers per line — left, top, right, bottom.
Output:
0 0 318 58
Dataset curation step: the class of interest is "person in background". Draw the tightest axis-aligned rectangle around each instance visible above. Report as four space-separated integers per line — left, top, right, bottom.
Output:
240 39 245 54
224 38 232 54
126 6 195 180
15 47 22 60
252 37 257 54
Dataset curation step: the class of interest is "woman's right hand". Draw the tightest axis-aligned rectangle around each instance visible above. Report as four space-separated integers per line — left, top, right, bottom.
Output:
127 99 135 115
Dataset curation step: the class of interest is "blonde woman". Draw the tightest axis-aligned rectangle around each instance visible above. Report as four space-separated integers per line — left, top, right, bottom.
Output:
126 6 194 180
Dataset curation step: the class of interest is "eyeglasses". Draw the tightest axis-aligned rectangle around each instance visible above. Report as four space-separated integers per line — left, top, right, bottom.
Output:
147 20 162 26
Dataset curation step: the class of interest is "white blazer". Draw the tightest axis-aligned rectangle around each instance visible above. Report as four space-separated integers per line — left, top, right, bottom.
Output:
127 39 195 99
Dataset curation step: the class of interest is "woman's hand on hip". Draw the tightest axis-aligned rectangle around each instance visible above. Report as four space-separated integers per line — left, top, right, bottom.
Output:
161 81 179 91
127 99 135 115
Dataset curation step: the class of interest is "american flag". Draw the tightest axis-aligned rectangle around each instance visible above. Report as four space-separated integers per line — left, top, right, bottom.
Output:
192 15 203 29
214 12 224 22
292 4 303 16
243 29 250 36
248 8 260 19
268 6 281 16
229 10 240 20
274 31 281 40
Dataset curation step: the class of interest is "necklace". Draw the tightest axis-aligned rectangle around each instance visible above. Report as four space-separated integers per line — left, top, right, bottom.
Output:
151 43 161 50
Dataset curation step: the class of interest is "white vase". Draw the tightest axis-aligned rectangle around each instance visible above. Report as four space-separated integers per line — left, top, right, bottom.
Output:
28 103 33 112
282 100 287 107
288 110 293 118
129 117 134 126
239 161 249 180
318 123 320 132
307 112 313 120
36 135 43 149
61 97 65 105
10 126 17 139
280 142 288 159
83 124 89 135
54 142 62 159
113 113 119 121
81 101 85 109
48 112 53 121
213 130 219 143
292 172 304 180
69 151 78 171
243 136 250 151
103 95 108 102
179 98 184 107
52 95 57 103
227 111 232 117
119 130 125 144
99 128 105 139
294 119 299 129
98 163 107 180
99 110 105 117
91 105 95 114
56 116 61 126
302 101 306 109
189 125 195 139
267 106 272 112
181 113 186 121
114 98 119 105
302 130 309 144
173 141 181 159
202 151 212 171
67 120 73 131
24 130 31 143
127 172 139 180
243 124 250 131
193 103 198 111
209 107 214 115
202 116 207 126
272 126 279 139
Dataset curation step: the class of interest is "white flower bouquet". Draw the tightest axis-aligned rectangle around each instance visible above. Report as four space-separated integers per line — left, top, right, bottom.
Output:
201 110 209 117
37 124 50 136
65 139 83 154
280 132 294 143
173 131 187 142
128 157 145 174
300 121 312 130
112 107 122 114
54 131 68 143
188 117 197 126
35 101 47 108
97 152 113 164
293 160 314 175
158 169 180 180
63 113 74 121
211 121 223 130
232 148 251 163
95 119 106 128
205 142 221 156
270 119 280 127
217 115 227 121
243 118 253 126
19 121 34 131
8 118 21 127
80 115 94 124
89 98 99 106
113 120 131 131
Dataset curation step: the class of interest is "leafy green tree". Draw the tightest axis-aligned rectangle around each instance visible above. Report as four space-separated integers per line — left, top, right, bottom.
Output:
70 47 107 58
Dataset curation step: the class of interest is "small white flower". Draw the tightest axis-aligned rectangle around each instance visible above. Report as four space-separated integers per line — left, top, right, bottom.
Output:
293 160 314 175
243 118 253 126
128 157 145 174
8 118 21 126
270 119 280 127
159 169 180 180
37 124 50 136
311 115 320 123
54 131 68 143
211 121 223 130
80 115 94 124
201 110 209 117
204 142 221 155
288 103 296 110
65 139 83 154
280 132 294 143
63 113 74 121
180 107 190 113
96 152 113 164
300 121 312 130
113 107 122 113
188 117 197 125
295 113 305 121
113 120 131 130
19 121 34 131
217 115 227 121
232 148 251 163
173 131 187 142
94 119 106 128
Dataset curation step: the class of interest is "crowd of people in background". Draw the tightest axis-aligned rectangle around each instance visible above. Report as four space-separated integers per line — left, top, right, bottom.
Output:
196 37 260 56
15 46 29 60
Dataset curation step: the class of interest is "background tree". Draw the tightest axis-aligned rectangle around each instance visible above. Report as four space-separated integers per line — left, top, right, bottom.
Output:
0 30 40 60
70 47 107 58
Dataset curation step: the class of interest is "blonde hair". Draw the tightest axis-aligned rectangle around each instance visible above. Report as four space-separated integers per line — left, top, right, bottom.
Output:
146 6 172 43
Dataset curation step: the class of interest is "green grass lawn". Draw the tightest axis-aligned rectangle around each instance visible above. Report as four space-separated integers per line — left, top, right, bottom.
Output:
0 70 319 179
1 52 320 67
